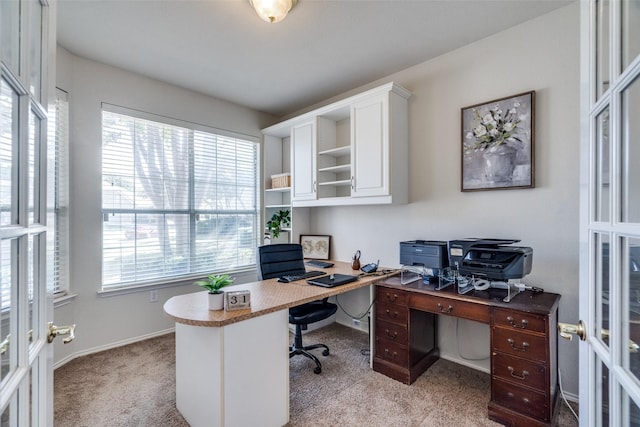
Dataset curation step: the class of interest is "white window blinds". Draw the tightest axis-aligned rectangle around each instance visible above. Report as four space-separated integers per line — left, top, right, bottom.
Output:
48 88 69 296
101 108 259 289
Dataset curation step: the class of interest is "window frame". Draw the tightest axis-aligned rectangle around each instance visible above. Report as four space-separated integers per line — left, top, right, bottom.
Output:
100 103 261 291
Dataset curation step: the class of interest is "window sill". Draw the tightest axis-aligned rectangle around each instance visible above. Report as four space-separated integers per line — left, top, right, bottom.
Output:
97 267 258 298
54 293 78 308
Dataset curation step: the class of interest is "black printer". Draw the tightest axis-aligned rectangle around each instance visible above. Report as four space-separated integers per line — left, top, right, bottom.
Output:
400 240 448 269
448 238 533 281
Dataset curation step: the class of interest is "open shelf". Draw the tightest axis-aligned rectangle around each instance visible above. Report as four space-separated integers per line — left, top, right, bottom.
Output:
318 164 350 173
318 145 350 157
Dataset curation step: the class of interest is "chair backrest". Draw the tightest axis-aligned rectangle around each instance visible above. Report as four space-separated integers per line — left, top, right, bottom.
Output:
257 244 306 280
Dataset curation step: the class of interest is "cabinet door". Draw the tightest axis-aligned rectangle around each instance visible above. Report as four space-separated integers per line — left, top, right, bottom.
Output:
351 95 389 198
291 121 317 201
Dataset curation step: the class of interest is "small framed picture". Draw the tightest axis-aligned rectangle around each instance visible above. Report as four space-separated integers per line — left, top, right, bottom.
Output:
461 91 535 191
300 235 331 260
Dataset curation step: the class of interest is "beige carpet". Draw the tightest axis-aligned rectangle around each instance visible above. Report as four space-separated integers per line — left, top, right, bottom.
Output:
54 323 578 426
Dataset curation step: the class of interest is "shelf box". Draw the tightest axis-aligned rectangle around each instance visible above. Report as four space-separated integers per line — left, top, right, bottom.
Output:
271 173 291 189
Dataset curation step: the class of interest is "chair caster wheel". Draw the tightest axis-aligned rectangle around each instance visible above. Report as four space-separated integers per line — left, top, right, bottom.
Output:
322 349 329 356
314 366 322 374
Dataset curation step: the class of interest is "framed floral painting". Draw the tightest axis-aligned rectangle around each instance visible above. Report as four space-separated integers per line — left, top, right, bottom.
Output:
300 235 331 260
461 91 535 191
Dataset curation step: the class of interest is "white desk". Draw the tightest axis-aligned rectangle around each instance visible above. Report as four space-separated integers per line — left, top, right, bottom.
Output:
164 262 396 427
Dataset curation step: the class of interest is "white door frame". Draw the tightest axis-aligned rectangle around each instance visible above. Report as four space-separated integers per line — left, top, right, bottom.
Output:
579 1 640 425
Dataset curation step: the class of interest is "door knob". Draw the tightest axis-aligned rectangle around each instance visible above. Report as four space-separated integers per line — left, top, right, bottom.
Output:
48 322 76 344
558 320 586 341
600 329 639 353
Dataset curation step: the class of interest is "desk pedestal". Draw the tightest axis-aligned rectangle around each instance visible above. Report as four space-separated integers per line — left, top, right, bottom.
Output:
374 280 560 427
175 310 289 427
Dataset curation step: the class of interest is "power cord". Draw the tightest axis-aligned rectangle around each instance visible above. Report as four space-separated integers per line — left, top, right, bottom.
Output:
558 368 579 421
335 294 375 320
335 294 377 357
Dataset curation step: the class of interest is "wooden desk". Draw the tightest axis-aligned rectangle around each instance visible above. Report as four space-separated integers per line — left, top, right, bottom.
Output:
163 262 396 427
374 277 561 427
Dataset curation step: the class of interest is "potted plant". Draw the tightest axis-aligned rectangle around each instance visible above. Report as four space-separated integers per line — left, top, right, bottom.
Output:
194 274 234 310
266 209 291 240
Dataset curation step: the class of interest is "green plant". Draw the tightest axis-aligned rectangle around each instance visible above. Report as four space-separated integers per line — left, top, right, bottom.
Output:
464 102 524 153
194 274 234 294
266 209 291 239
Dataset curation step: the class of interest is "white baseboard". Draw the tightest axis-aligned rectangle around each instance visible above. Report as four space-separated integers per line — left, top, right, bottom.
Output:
54 328 175 369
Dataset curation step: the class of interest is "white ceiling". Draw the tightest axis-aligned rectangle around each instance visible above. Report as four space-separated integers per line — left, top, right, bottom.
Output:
57 0 572 117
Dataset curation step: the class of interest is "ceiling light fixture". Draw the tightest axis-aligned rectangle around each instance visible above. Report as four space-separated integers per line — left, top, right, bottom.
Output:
249 0 297 24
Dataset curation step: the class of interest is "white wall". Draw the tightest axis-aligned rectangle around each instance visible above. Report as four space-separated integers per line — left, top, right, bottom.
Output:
309 3 581 396
53 47 276 366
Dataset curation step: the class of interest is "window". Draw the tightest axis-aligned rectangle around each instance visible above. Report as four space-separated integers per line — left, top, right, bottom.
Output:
48 88 69 296
101 106 259 290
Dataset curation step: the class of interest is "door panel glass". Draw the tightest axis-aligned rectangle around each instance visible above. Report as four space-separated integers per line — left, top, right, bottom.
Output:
1 399 10 425
28 234 41 346
0 0 20 71
596 107 611 222
0 78 17 226
28 0 42 100
597 0 611 99
622 0 640 70
598 356 611 426
0 239 16 384
622 76 640 223
29 359 38 425
624 237 640 382
28 108 41 225
624 388 640 426
598 233 611 346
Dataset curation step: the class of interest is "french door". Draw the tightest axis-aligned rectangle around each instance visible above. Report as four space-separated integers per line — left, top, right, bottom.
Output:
580 0 640 425
0 0 56 425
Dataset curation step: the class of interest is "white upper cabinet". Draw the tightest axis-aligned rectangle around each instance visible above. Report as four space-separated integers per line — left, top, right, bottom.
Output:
291 120 317 201
351 94 388 198
262 82 410 207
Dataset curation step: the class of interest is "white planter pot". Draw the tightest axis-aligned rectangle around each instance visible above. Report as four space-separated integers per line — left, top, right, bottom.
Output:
208 292 224 310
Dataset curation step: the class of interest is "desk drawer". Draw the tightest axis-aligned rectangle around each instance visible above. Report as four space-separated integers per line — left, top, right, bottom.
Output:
410 294 490 323
493 307 547 333
492 352 547 391
376 287 408 306
376 301 409 325
375 337 408 366
376 319 408 343
492 327 547 363
492 377 550 422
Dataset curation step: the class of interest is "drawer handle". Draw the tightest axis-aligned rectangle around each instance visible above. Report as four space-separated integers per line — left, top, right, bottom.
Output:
386 293 398 302
506 316 529 329
384 348 398 359
437 303 453 313
385 309 399 318
507 338 529 352
508 366 529 380
385 329 398 339
508 392 530 405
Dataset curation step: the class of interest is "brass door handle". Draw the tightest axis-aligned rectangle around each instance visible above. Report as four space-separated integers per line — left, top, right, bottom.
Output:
1 330 33 355
601 329 639 353
558 320 587 341
48 322 76 344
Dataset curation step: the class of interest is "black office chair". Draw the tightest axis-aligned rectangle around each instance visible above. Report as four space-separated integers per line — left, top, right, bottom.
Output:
257 243 338 374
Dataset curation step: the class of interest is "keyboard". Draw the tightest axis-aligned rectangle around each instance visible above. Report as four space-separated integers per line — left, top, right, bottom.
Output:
277 270 326 283
305 260 334 268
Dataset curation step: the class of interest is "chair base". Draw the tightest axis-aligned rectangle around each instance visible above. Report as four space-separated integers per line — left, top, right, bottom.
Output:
289 324 330 374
